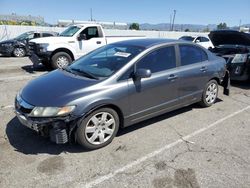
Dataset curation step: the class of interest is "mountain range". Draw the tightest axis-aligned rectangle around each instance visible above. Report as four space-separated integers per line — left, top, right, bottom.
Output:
139 23 250 32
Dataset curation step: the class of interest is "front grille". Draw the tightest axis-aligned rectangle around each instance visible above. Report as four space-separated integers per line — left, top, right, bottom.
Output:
29 42 37 54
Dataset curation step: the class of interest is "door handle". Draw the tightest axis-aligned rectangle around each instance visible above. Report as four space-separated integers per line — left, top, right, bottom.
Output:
96 41 102 44
200 66 207 72
168 74 178 81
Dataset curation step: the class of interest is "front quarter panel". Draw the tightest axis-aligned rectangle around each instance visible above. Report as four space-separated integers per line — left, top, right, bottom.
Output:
70 80 130 119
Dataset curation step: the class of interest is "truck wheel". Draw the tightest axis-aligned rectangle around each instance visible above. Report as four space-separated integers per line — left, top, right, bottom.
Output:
199 80 218 107
13 47 26 57
51 52 72 69
76 108 119 150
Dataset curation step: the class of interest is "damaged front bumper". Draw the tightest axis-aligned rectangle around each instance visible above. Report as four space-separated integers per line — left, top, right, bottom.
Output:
15 110 81 144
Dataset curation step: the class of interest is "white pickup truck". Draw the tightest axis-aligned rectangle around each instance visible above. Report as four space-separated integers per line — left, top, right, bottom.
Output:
29 24 144 69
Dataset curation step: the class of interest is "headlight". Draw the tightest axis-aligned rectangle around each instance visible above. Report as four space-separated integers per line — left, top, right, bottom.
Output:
38 43 49 52
1 43 12 47
30 106 75 117
231 54 248 64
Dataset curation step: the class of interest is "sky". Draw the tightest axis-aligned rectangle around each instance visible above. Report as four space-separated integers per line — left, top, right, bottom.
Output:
0 0 249 26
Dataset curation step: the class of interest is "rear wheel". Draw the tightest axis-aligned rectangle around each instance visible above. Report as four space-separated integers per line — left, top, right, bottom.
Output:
76 108 119 150
199 80 218 107
13 47 26 57
51 52 72 69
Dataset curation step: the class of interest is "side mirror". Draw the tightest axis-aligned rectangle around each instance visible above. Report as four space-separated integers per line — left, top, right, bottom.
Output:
77 33 87 41
195 39 200 43
134 68 151 79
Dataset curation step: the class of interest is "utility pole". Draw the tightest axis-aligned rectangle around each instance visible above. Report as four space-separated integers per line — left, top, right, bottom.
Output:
171 10 176 31
169 14 172 31
90 8 93 21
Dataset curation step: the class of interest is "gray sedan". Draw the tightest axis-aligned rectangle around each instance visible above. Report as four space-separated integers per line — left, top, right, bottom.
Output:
15 38 229 149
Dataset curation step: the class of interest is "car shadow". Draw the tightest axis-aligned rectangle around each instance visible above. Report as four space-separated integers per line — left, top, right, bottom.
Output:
6 99 223 155
117 100 222 136
21 64 51 74
6 117 86 155
231 80 250 90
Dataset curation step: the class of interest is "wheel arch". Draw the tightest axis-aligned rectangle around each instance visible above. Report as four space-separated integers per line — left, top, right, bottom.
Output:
209 77 220 84
83 103 125 129
50 48 75 61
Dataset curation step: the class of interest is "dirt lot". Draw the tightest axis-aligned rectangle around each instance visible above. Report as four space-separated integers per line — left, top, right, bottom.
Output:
0 57 250 188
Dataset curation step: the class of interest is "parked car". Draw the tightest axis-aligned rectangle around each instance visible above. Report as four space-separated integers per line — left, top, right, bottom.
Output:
209 30 250 81
15 39 229 149
179 35 214 49
29 24 144 69
0 31 58 57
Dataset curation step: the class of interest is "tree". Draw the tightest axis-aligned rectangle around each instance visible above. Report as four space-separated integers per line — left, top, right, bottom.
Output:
184 28 190 32
129 23 140 30
203 27 210 32
217 22 228 30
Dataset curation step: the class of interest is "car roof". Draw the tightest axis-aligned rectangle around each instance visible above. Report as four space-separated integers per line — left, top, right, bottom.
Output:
113 38 178 49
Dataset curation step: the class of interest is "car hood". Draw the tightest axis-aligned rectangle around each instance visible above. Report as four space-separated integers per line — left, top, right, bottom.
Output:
30 36 74 44
209 30 250 47
0 39 15 44
21 70 102 107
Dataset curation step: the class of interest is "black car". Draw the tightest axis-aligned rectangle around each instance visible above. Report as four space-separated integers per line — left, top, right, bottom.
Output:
0 31 58 57
15 38 229 149
209 30 250 81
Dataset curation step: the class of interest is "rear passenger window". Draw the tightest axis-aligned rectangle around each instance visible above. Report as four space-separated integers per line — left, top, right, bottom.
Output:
136 46 176 73
179 45 207 66
43 33 53 37
200 37 209 42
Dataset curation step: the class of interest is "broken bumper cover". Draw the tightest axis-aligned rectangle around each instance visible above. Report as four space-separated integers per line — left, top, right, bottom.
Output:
29 52 51 67
15 110 81 144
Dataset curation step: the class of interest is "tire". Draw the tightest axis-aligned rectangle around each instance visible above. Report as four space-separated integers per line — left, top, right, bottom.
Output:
13 47 26 57
51 52 72 69
76 108 119 150
199 80 218 107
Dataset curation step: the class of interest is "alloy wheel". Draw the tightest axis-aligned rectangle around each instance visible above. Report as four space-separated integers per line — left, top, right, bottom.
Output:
13 48 25 57
56 56 69 68
205 83 218 104
85 112 116 145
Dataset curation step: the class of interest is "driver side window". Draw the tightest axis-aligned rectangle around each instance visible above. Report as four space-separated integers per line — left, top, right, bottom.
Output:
81 27 100 40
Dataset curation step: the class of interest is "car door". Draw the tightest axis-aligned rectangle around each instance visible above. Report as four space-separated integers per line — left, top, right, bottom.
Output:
177 44 210 104
76 26 106 58
127 45 180 123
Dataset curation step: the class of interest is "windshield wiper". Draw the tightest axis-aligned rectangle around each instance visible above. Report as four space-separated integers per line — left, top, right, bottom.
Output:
70 68 99 80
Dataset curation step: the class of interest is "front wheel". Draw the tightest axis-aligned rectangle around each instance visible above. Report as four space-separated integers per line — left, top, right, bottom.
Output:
13 47 26 57
76 108 119 150
51 52 72 69
199 80 218 107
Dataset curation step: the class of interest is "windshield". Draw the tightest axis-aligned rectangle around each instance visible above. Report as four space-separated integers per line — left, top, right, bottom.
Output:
15 32 33 40
179 36 195 42
59 26 81 37
66 44 145 79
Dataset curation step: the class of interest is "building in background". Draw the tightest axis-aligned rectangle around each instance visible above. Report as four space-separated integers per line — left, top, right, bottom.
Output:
57 20 128 30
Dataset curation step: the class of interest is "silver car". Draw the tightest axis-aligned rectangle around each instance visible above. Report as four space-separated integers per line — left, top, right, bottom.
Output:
15 38 229 149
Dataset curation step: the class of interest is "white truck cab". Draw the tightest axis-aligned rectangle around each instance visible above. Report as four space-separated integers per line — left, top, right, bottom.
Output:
29 24 143 69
